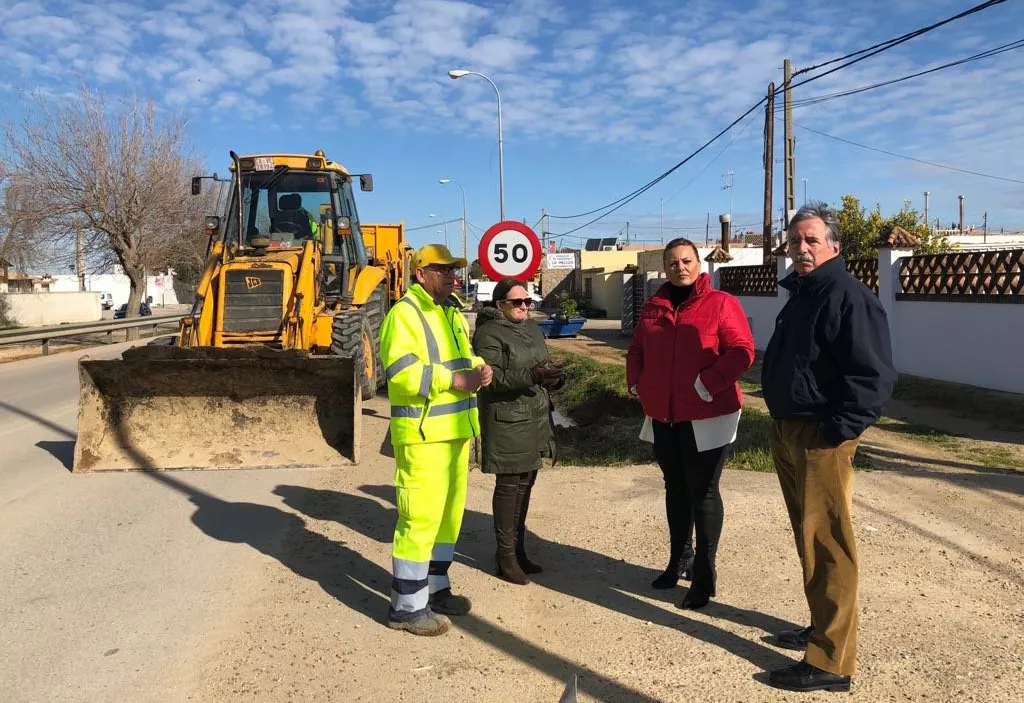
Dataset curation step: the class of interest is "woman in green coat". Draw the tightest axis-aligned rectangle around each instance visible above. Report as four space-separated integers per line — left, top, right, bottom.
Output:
473 278 564 585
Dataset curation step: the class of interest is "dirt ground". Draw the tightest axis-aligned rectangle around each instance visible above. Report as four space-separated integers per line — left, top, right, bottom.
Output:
194 323 1024 702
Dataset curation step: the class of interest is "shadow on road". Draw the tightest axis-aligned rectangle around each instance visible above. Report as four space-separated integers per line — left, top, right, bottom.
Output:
275 483 798 678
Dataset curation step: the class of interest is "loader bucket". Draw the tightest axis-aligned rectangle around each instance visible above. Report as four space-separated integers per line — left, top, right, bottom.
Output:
72 346 361 472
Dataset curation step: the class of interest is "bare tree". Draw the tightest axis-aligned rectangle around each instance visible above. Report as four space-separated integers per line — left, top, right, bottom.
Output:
3 86 205 328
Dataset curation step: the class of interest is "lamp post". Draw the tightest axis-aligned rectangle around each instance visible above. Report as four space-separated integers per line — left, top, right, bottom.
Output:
428 213 448 249
448 69 504 221
802 178 807 204
439 178 469 288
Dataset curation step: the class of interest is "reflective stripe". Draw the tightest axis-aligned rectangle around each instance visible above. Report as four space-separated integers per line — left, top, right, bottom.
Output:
394 557 429 580
391 405 422 419
431 543 455 562
419 364 433 399
443 358 472 372
391 586 429 613
386 353 418 381
428 574 450 594
399 298 440 364
429 398 477 417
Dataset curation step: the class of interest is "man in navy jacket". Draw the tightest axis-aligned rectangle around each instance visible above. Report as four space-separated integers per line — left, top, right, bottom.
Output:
762 202 896 693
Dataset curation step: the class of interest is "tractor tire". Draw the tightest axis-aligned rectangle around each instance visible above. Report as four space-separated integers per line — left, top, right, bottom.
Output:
363 285 389 391
332 311 376 401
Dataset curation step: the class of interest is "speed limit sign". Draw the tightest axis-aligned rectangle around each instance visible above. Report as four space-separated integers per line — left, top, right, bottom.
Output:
478 220 542 282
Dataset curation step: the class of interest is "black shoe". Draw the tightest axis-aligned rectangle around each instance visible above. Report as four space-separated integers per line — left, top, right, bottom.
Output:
428 588 472 616
678 582 716 610
651 555 694 589
767 661 851 693
774 625 813 651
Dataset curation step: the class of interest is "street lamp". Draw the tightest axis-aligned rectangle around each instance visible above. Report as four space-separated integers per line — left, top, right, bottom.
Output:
448 69 504 222
439 178 468 286
428 213 448 249
802 178 808 204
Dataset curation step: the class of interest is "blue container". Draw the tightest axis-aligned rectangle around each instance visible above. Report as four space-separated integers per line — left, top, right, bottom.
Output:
536 317 587 338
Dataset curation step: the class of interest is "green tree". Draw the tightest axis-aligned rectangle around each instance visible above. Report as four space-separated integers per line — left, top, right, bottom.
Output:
469 259 484 279
834 194 954 258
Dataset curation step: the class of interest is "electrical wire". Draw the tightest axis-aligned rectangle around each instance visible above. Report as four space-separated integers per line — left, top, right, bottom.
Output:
546 98 768 236
405 217 461 232
546 0 1012 236
786 38 1024 109
794 123 1024 184
790 0 1010 78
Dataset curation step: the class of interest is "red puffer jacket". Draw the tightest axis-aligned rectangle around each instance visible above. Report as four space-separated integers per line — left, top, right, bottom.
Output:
626 273 755 423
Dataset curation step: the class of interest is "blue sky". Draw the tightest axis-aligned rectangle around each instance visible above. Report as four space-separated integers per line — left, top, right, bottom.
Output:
2 0 1024 254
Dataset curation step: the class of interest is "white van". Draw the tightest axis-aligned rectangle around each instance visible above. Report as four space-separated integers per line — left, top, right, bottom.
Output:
98 292 114 310
471 280 543 308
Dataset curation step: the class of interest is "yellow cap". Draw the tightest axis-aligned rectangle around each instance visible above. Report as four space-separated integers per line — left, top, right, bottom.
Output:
412 243 467 270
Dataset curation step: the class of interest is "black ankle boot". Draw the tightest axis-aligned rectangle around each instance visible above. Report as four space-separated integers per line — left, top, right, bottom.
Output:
679 581 716 609
651 553 694 589
515 527 543 574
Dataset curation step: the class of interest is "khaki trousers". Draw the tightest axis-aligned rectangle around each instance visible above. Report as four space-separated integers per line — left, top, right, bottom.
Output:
769 419 860 676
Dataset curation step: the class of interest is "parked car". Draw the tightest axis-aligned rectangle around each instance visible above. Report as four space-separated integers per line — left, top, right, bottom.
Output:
99 292 114 310
113 302 152 319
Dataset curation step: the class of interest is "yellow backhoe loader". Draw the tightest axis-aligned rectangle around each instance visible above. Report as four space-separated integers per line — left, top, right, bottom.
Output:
73 150 412 472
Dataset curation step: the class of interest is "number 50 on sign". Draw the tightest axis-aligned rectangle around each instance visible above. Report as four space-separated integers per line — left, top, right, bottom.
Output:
478 220 542 282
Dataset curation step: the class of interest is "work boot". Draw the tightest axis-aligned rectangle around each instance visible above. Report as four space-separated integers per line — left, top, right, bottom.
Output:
774 624 814 651
429 588 472 616
767 660 851 693
387 607 451 636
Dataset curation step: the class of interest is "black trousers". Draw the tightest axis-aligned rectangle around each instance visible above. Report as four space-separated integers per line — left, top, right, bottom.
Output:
652 420 731 588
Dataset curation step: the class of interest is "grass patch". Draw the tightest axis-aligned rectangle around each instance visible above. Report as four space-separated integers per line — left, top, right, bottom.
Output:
549 350 776 471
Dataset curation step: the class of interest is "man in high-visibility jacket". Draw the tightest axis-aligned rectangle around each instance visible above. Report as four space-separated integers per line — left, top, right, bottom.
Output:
380 244 493 636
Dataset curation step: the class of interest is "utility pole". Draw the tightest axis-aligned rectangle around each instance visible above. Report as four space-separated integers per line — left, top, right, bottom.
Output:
958 194 965 233
763 81 775 264
783 59 795 227
75 221 86 291
660 198 664 240
983 211 988 242
924 191 930 231
705 211 710 245
625 220 630 244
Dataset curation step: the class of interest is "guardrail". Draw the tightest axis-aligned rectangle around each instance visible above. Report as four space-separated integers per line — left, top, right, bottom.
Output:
0 313 184 355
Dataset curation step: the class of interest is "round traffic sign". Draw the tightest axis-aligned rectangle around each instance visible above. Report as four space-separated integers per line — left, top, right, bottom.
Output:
478 220 542 282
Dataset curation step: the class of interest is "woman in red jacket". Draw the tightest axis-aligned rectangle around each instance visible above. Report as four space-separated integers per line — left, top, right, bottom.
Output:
627 238 755 609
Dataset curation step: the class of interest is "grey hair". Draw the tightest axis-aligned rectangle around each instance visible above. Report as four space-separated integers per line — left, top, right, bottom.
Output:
787 201 840 245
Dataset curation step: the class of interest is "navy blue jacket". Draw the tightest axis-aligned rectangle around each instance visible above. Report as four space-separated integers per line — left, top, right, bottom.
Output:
762 256 896 445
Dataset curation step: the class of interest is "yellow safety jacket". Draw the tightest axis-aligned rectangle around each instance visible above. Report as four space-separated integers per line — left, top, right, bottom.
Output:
380 284 485 445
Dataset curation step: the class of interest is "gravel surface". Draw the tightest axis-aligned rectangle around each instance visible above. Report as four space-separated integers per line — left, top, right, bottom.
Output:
197 395 1024 703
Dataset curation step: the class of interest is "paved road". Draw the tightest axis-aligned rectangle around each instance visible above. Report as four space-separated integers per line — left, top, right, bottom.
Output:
0 342 341 703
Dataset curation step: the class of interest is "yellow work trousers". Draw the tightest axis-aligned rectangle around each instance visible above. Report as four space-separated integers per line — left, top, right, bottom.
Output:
390 438 470 614
769 419 860 677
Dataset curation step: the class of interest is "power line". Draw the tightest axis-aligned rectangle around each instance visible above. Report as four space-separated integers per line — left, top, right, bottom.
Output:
546 98 768 237
405 217 461 232
787 38 1024 109
546 1 1011 235
791 0 1010 78
794 123 1024 184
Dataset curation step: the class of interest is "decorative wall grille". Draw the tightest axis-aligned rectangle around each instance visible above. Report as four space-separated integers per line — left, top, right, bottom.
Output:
846 258 879 294
718 264 778 297
897 249 1024 303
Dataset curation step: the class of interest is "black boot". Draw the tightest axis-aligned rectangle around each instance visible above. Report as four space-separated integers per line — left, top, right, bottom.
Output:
680 561 716 610
652 551 695 589
514 472 543 574
493 476 529 585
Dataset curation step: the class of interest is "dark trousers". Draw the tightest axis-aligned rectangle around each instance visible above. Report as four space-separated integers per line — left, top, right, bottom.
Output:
492 471 538 555
652 420 731 588
769 419 860 676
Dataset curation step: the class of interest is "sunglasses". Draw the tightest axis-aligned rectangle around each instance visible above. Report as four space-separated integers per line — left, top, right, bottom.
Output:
501 298 530 308
425 265 456 275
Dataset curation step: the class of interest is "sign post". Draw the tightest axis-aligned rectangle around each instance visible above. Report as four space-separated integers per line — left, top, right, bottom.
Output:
478 220 542 282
